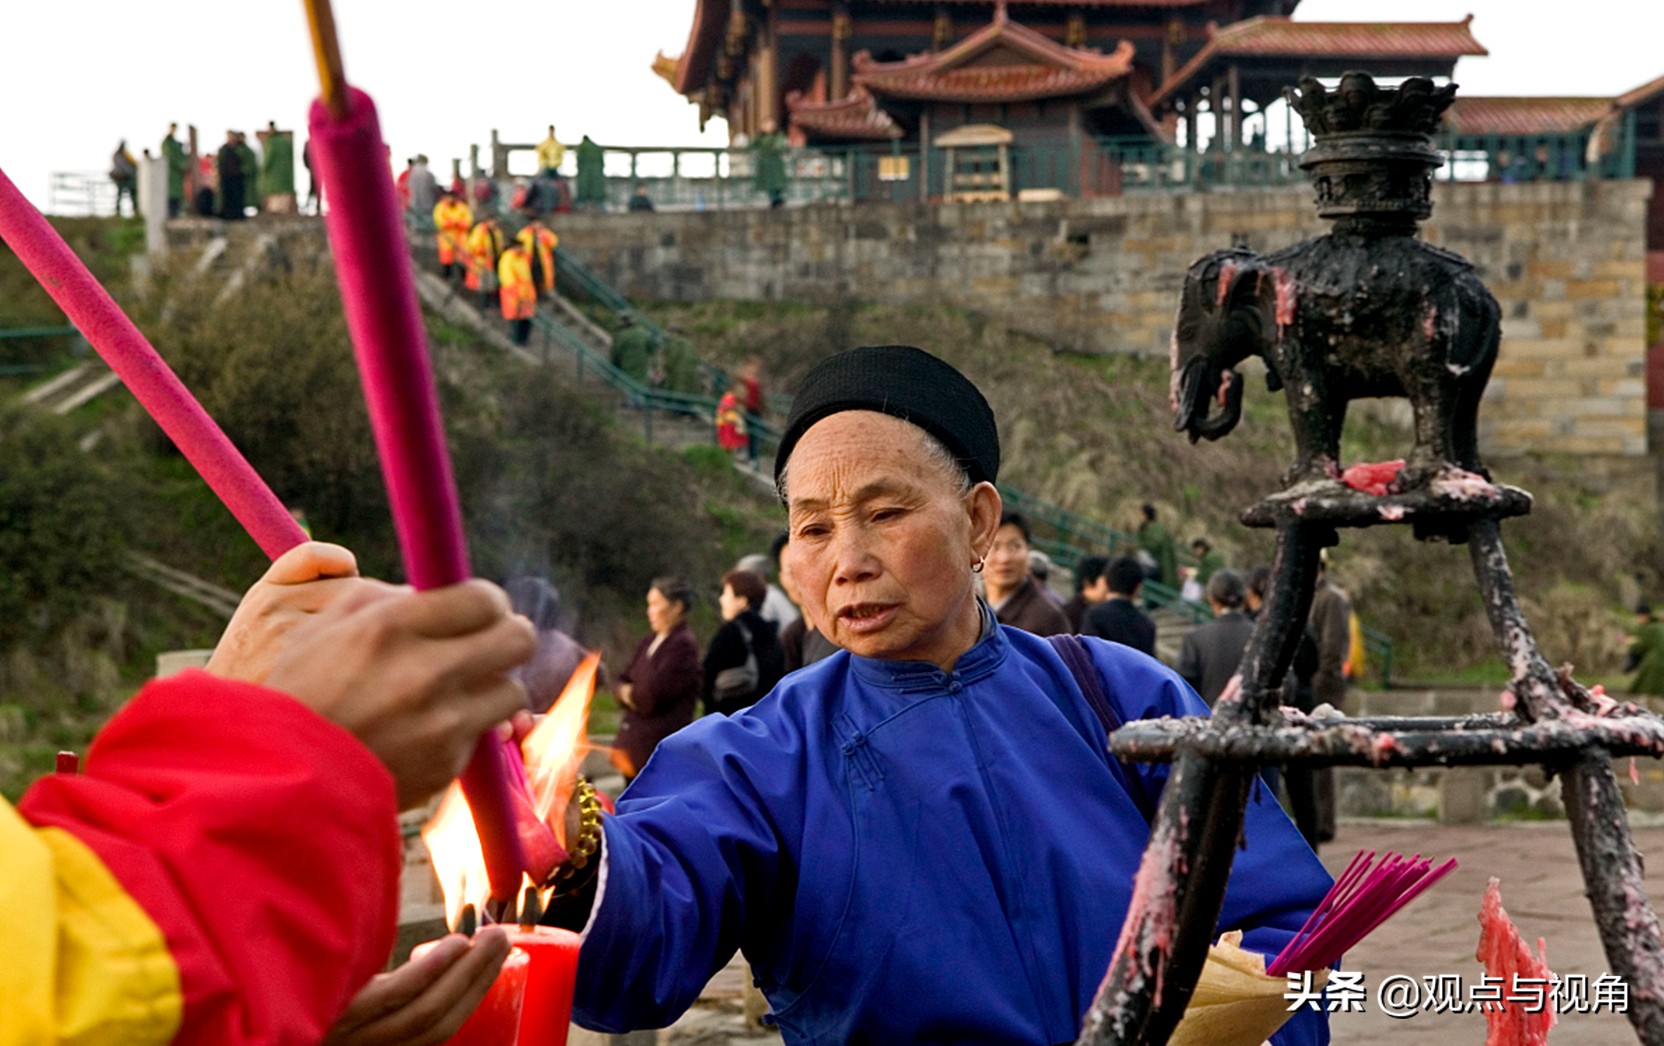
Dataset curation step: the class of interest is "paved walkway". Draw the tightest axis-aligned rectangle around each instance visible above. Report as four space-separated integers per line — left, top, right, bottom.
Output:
628 819 1664 1044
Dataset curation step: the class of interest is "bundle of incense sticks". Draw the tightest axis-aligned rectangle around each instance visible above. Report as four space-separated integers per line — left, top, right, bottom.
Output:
1265 850 1458 977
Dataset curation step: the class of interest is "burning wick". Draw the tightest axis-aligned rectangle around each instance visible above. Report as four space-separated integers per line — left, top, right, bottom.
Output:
519 886 544 931
458 903 478 939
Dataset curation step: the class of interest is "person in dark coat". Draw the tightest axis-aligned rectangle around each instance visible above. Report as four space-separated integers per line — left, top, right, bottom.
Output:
982 511 1068 637
703 569 786 717
216 131 246 221
1248 565 1324 848
1081 556 1156 656
1062 555 1110 633
1308 559 1352 842
1176 569 1255 706
613 577 701 781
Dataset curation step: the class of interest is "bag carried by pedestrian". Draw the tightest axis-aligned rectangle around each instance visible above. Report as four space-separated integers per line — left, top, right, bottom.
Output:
712 620 759 703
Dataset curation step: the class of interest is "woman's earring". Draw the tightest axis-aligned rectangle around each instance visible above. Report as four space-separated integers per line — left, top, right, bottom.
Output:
972 555 986 573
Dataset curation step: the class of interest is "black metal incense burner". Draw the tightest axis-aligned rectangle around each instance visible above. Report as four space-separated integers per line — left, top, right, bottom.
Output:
1080 73 1664 1046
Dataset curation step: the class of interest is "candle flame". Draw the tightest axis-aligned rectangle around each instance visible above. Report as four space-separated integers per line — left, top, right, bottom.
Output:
524 653 602 845
424 652 605 924
422 782 487 931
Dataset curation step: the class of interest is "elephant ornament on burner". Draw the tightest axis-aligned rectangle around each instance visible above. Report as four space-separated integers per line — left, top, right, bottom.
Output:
1170 72 1504 494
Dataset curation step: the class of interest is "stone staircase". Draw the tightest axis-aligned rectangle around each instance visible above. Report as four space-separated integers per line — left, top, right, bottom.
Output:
412 269 763 472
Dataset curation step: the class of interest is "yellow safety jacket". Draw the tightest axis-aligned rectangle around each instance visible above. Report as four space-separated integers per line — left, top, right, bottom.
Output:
517 224 558 293
433 199 474 264
498 247 537 320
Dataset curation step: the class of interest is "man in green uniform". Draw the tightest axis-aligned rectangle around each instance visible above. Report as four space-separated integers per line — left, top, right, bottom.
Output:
259 122 296 214
1137 503 1178 590
161 123 189 217
575 135 606 211
610 315 656 384
1627 604 1664 699
1191 537 1226 587
659 329 701 394
749 120 788 209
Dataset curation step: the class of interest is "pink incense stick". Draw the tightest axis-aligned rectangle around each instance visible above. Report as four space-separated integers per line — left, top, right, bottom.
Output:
0 167 307 559
308 86 551 902
1267 850 1458 976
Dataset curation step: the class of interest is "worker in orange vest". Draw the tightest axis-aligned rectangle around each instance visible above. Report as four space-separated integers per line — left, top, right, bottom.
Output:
517 217 558 295
433 189 473 280
464 216 505 311
498 240 537 346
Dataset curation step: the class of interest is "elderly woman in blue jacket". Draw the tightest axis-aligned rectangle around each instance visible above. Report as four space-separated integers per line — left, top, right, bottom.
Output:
543 345 1331 1045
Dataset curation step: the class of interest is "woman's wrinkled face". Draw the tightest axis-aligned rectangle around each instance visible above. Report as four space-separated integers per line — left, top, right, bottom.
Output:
783 412 998 670
646 587 685 634
983 522 1031 593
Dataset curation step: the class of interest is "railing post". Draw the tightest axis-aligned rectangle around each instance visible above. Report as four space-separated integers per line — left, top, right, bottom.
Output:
1622 110 1638 179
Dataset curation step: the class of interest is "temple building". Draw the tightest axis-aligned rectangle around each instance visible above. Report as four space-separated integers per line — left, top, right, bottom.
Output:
656 0 1488 197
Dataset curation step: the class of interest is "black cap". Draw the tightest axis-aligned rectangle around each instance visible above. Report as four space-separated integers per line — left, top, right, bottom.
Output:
774 345 999 489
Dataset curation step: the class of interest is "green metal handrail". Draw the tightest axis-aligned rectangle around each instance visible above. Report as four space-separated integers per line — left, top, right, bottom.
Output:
0 325 79 341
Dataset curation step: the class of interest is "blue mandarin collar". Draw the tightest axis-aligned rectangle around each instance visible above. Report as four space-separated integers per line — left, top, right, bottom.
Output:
846 601 1009 693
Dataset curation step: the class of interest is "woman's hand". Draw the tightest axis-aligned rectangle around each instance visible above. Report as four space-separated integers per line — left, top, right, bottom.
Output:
616 682 635 710
321 928 511 1046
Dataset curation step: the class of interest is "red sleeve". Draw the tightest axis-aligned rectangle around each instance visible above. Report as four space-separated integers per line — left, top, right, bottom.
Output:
19 669 400 1046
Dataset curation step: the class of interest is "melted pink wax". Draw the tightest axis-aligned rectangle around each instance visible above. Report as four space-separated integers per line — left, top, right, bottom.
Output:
1103 818 1187 1011
1423 302 1439 341
1476 879 1557 1046
1274 267 1297 337
1378 505 1407 521
1433 467 1499 501
1341 460 1405 496
1217 261 1238 308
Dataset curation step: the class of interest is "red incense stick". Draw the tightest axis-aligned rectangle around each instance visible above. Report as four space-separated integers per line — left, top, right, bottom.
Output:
304 50 554 899
0 167 307 559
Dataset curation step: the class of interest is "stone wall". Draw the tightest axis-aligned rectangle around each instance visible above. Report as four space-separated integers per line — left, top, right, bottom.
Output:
554 179 1653 466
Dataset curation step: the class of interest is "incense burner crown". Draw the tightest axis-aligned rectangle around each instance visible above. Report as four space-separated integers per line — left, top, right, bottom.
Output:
1287 72 1458 235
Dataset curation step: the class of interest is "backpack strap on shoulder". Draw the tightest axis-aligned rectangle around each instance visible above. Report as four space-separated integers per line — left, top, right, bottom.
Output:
1046 633 1157 823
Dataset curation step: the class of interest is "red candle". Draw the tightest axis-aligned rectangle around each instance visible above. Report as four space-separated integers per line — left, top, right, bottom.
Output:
445 946 530 1046
505 926 581 1046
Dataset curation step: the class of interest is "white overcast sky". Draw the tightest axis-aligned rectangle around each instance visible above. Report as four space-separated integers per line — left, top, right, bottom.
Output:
1 0 1660 211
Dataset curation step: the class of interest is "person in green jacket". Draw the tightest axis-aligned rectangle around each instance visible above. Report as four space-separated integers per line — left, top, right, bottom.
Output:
1191 537 1226 587
659 330 701 394
258 122 296 213
233 132 260 215
749 120 788 208
161 123 189 217
1626 604 1664 698
1137 503 1178 590
610 315 656 385
575 135 606 210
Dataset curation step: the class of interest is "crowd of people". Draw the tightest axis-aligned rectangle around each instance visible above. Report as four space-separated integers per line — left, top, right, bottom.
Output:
122 122 304 222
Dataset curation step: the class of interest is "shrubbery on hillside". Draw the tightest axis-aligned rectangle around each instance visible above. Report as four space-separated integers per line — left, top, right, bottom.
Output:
653 297 1661 684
